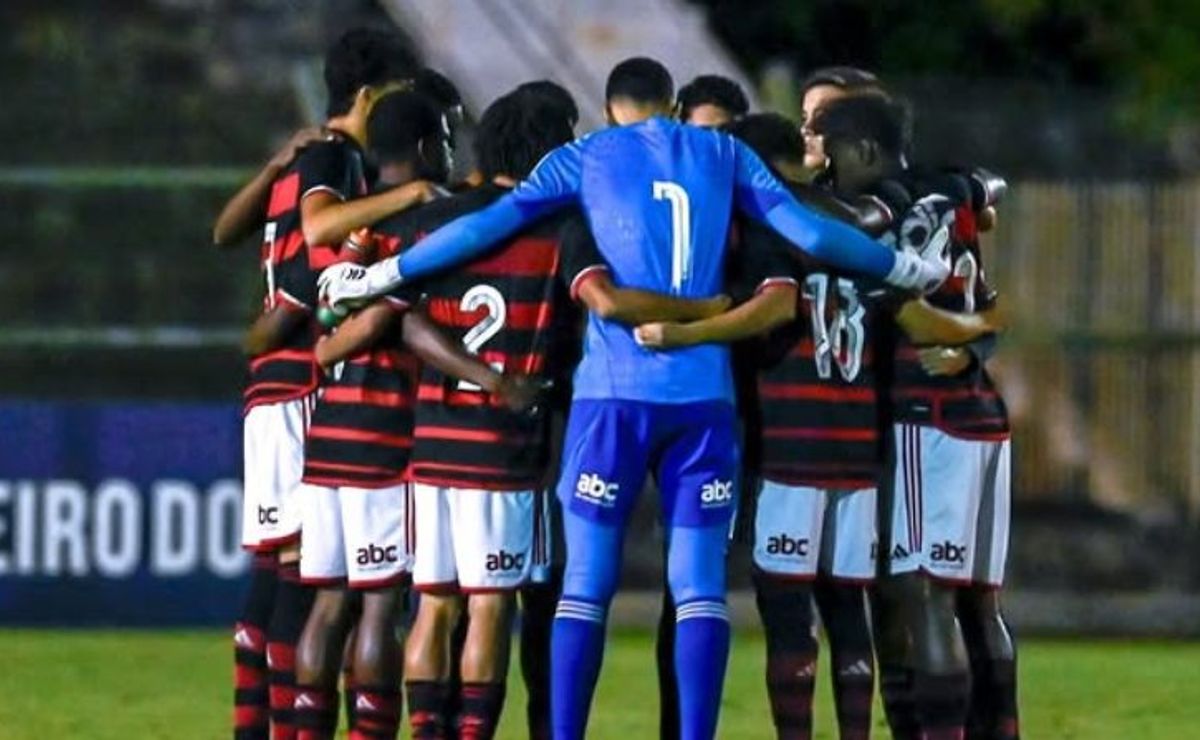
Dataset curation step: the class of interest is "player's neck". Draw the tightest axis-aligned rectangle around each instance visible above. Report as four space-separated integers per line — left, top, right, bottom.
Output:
605 100 671 126
377 162 418 189
324 115 366 149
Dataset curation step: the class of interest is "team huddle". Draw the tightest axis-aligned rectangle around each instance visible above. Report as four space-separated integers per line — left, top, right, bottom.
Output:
217 26 1015 740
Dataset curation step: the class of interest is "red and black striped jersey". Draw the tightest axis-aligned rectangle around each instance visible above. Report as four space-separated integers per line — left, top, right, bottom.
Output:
243 136 368 413
301 230 422 489
382 185 605 491
878 173 1011 440
735 218 898 489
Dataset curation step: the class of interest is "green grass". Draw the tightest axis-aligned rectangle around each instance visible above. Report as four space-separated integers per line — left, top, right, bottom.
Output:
0 629 1196 738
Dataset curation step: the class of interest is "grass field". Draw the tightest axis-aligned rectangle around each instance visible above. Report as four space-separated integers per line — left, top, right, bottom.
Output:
0 629 1196 739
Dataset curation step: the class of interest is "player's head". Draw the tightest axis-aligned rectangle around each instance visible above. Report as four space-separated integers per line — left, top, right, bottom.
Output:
367 90 451 185
517 80 580 132
799 66 884 172
415 68 465 150
323 28 420 124
810 94 910 197
676 74 749 128
475 90 575 182
726 113 806 184
604 57 674 125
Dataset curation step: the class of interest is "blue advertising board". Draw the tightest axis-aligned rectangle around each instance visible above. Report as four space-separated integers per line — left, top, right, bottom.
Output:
0 401 249 626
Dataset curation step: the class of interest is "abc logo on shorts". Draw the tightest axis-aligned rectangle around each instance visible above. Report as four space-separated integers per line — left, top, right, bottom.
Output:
575 473 618 507
700 479 733 508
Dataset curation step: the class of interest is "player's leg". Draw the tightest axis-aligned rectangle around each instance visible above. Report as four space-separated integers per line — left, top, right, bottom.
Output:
890 424 981 740
260 398 317 740
518 490 561 740
552 400 650 740
814 488 878 740
659 401 740 740
959 439 1018 740
344 483 415 740
451 488 538 739
235 553 278 740
655 577 679 740
406 484 461 738
292 483 354 740
751 480 825 740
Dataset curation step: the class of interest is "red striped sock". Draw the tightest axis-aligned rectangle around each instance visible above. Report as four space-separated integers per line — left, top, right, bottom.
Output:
350 685 401 740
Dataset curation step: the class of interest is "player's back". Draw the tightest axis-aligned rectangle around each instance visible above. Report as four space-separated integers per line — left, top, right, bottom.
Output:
573 117 740 404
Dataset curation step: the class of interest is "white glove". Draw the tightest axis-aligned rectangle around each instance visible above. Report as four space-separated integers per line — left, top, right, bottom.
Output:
885 248 950 294
317 259 403 309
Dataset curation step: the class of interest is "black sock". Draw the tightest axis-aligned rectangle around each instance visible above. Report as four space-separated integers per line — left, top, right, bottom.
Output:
815 581 874 740
520 576 559 740
293 683 338 740
407 680 452 739
266 564 316 739
914 670 970 740
879 664 920 740
234 554 277 740
457 682 506 740
352 684 401 739
754 573 817 739
656 586 679 740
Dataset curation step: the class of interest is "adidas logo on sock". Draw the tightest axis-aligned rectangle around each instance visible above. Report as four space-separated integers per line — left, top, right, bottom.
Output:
839 659 873 678
356 695 376 711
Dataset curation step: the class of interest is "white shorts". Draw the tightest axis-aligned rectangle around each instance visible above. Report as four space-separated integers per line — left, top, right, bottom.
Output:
412 484 539 592
752 479 877 582
242 396 313 551
297 482 414 588
888 424 1011 586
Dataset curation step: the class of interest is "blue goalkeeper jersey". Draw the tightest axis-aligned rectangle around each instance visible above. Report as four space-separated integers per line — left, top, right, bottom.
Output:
395 116 902 403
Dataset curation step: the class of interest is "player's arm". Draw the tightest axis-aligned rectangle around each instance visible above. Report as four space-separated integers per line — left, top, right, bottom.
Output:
730 140 945 292
242 303 308 357
300 181 438 248
319 145 583 307
559 216 730 325
895 297 1006 346
312 300 401 369
575 273 731 325
634 282 798 349
400 309 537 412
213 127 325 248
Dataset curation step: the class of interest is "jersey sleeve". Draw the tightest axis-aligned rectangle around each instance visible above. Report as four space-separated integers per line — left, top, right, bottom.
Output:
556 213 609 301
730 140 899 281
394 145 583 283
297 142 355 202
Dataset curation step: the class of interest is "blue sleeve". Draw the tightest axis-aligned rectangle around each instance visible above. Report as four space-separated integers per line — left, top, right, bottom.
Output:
396 145 583 280
730 140 898 280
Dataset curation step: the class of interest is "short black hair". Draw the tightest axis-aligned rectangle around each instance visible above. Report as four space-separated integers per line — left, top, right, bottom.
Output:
415 68 462 112
809 95 911 159
474 90 575 181
800 66 881 97
367 91 443 165
677 75 749 121
323 28 420 117
726 113 803 168
605 57 673 105
516 80 579 129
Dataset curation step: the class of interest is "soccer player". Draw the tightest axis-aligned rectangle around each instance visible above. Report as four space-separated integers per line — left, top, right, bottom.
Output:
676 74 750 128
318 57 950 740
797 67 885 179
230 28 431 740
814 95 1016 740
638 105 1003 740
283 89 521 740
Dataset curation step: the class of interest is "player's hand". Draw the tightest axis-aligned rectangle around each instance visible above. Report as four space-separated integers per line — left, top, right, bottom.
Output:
269 126 327 170
697 294 733 318
918 346 972 376
634 322 692 349
397 179 440 205
492 374 542 414
318 260 402 310
885 249 950 294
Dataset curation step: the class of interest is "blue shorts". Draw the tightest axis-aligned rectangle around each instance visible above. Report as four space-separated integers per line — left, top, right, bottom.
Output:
556 399 740 528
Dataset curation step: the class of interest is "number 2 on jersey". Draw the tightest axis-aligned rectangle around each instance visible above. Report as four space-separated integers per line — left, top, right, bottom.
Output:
803 274 866 382
653 181 691 293
456 284 507 391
